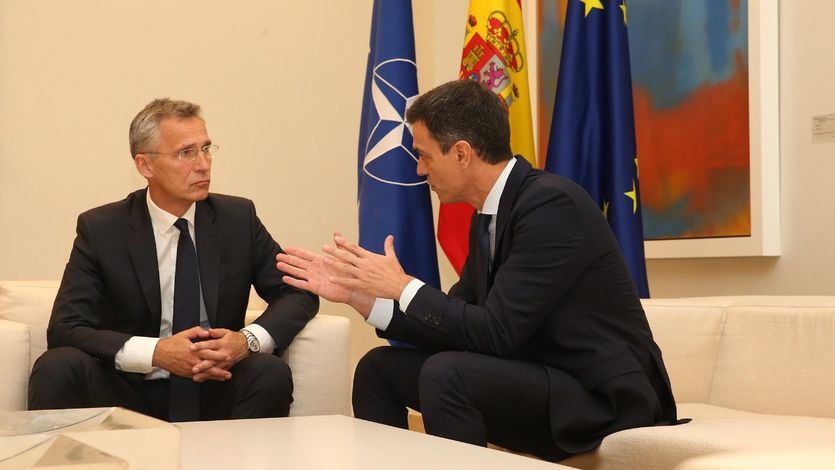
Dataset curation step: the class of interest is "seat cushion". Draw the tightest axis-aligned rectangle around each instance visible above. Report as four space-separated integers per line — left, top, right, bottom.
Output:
643 301 726 403
559 403 835 470
709 304 835 418
675 446 835 470
0 281 59 370
0 319 30 410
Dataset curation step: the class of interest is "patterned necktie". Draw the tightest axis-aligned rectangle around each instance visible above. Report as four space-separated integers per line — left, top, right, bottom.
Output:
169 218 201 422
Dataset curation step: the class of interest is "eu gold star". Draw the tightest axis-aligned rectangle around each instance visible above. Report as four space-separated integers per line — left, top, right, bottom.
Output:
602 200 610 219
580 0 604 18
624 180 638 214
620 1 628 25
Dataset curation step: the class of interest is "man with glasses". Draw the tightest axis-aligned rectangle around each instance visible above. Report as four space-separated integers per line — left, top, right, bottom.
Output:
29 98 318 422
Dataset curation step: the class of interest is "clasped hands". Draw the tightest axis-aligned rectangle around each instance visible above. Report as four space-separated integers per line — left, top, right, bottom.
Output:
276 233 414 319
152 326 249 383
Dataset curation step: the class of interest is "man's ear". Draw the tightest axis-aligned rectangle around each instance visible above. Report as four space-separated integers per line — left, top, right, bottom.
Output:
134 154 154 179
453 140 473 169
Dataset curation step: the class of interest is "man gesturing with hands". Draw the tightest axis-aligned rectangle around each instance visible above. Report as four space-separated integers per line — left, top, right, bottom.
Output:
278 80 679 461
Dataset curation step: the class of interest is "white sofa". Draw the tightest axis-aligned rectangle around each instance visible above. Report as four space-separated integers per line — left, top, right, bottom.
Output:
562 296 835 470
0 281 351 417
675 446 835 470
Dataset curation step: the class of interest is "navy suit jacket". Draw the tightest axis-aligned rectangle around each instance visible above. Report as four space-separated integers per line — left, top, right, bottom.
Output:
379 157 677 453
48 188 318 379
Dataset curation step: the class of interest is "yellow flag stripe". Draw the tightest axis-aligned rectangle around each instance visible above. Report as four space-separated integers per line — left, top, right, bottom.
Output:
461 0 536 166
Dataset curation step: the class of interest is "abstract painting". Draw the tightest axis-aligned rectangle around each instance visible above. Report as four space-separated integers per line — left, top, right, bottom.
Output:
538 0 755 242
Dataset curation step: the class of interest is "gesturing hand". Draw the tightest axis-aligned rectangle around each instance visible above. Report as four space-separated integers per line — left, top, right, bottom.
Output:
324 234 413 301
278 246 355 304
277 240 376 318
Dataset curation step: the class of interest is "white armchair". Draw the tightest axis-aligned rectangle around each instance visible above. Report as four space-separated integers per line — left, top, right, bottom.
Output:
0 281 351 417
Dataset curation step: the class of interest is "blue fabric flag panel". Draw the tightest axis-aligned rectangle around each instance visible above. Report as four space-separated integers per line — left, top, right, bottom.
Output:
545 0 650 297
358 0 441 290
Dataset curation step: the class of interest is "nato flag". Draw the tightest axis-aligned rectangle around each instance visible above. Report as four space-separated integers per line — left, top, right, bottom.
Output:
358 0 441 295
545 0 650 297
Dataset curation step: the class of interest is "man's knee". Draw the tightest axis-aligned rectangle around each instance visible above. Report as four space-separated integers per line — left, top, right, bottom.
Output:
353 346 391 391
230 353 293 418
244 354 293 397
31 347 96 384
29 347 97 409
418 351 469 397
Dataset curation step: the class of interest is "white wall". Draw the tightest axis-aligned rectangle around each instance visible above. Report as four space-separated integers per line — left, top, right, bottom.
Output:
1 0 833 369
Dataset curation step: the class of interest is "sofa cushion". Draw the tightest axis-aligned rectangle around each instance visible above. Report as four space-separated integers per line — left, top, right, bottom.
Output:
0 319 30 410
675 446 835 470
709 302 835 418
560 403 835 470
284 315 351 416
0 281 59 371
642 300 726 403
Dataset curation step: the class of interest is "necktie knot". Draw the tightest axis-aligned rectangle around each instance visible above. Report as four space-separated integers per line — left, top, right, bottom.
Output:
174 218 189 234
476 213 491 235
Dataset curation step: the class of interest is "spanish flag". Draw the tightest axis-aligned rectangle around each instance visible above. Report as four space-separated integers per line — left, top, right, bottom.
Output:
438 0 536 274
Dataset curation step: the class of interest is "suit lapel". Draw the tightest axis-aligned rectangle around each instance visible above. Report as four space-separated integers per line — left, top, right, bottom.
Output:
195 199 221 327
126 189 162 327
492 156 532 277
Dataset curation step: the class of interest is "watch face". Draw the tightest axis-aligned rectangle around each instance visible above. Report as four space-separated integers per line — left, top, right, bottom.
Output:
242 329 260 353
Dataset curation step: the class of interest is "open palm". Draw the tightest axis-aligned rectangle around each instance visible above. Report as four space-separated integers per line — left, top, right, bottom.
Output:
277 247 355 304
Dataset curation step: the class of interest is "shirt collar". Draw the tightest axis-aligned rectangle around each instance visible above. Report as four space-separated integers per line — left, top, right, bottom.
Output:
146 189 196 237
480 157 517 216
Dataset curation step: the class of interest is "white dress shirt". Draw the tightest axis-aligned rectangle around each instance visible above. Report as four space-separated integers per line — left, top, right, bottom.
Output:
114 191 275 378
366 157 517 331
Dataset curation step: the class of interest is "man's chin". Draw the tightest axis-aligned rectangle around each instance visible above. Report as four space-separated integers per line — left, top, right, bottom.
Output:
191 187 210 200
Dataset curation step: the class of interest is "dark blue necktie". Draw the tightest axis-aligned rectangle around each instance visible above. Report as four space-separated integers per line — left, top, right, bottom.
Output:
476 213 492 304
169 218 201 422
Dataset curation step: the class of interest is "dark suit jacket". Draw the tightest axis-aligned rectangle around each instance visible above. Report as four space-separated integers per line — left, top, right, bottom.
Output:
48 188 319 378
379 157 677 453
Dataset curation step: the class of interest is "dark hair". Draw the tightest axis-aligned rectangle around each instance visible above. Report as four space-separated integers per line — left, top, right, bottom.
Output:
406 80 512 164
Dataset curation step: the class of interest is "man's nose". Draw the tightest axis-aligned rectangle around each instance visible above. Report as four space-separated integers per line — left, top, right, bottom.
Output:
194 152 211 171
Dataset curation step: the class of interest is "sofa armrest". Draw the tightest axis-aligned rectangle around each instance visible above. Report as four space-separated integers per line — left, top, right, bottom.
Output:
246 311 351 417
0 319 31 411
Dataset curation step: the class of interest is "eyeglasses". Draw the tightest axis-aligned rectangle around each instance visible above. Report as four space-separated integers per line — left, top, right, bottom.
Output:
142 144 218 163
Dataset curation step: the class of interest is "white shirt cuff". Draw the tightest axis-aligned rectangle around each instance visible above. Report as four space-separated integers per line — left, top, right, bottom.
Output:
366 298 394 331
114 336 159 374
242 323 276 354
399 279 425 312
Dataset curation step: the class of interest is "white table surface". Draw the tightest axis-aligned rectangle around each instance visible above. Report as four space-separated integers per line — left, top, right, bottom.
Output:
177 414 570 470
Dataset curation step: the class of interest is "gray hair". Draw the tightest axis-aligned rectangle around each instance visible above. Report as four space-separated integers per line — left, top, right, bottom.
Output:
129 98 202 158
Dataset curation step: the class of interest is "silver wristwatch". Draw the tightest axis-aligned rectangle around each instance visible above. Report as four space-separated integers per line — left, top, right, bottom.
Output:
240 328 261 354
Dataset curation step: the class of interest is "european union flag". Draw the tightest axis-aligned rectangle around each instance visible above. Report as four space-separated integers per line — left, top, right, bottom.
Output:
544 0 650 297
358 0 441 293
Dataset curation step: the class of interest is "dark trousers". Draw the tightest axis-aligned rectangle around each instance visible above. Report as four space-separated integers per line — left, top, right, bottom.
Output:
28 346 293 421
352 346 569 461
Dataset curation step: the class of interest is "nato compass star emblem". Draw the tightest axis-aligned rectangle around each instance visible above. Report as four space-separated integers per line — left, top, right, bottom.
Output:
362 58 425 186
